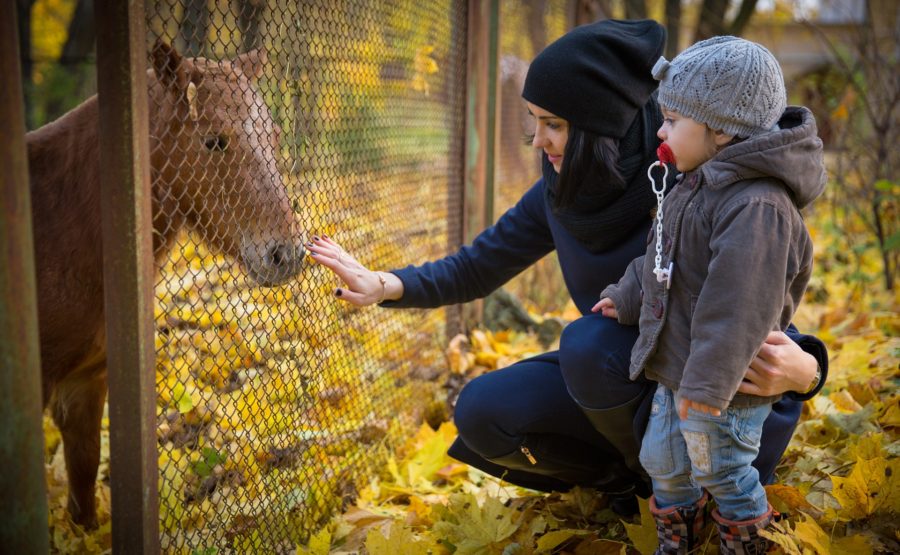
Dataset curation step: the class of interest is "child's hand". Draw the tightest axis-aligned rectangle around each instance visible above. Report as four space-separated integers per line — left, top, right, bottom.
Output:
678 398 722 420
591 297 618 318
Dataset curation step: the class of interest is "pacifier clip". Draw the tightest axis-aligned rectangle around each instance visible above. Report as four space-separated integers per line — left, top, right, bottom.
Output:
648 144 675 289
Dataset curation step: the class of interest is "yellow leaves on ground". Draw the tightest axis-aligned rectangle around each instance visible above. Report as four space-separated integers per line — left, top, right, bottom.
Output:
432 493 547 554
366 521 439 554
446 328 543 376
622 497 659 555
385 422 460 494
829 454 900 521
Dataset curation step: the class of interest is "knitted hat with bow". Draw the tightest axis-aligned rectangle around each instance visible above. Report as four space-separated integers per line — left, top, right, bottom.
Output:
652 36 787 137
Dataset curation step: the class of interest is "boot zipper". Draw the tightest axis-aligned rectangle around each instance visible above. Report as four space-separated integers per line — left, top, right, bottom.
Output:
520 446 537 465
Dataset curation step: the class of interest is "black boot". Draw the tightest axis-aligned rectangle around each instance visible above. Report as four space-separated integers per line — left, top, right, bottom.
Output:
578 393 651 491
483 434 641 496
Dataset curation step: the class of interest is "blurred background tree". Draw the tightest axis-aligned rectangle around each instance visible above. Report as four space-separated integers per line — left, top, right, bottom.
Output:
18 0 896 297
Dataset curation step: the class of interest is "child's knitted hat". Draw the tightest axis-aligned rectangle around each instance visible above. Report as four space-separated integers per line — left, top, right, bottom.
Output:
652 36 786 137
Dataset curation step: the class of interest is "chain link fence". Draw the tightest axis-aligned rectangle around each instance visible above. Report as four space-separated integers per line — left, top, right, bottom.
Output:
145 0 466 551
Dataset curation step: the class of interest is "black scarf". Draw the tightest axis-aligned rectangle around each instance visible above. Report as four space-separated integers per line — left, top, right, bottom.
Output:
544 97 671 253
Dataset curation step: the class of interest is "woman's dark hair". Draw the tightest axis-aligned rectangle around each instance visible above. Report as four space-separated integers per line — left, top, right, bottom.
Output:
554 125 624 209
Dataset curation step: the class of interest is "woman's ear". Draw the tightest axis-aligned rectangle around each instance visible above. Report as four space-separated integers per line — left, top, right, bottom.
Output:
713 129 735 146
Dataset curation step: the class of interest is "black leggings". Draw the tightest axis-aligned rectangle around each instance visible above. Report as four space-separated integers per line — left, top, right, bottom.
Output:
449 313 801 491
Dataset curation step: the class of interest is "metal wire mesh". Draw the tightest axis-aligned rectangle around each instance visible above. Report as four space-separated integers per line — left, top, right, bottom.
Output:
146 1 466 551
496 0 570 313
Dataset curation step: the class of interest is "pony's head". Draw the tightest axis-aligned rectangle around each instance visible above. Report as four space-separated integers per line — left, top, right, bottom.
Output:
149 40 304 286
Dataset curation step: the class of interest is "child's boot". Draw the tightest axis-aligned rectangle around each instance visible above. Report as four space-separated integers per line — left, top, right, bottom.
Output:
712 505 772 555
649 492 709 554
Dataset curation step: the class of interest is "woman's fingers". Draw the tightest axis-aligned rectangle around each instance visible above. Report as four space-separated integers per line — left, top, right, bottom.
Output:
307 234 384 306
334 287 367 306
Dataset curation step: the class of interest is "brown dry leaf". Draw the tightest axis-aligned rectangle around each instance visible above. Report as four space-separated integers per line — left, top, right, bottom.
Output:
765 483 816 514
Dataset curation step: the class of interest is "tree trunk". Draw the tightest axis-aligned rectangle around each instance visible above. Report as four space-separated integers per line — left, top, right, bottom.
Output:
60 0 95 65
42 0 96 121
178 0 209 57
16 0 35 129
571 0 612 26
623 0 647 20
694 0 728 42
664 0 681 57
237 0 264 52
528 0 548 52
728 0 759 36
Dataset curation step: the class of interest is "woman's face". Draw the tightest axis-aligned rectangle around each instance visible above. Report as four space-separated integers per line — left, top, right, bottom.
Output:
526 102 569 173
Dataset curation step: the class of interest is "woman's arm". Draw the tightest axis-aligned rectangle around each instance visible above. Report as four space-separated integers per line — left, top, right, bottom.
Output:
737 329 827 400
308 181 555 309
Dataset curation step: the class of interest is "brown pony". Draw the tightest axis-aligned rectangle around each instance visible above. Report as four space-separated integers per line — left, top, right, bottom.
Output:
27 41 305 528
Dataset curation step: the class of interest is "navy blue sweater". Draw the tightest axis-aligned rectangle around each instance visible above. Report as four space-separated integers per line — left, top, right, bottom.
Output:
386 179 649 315
384 175 827 406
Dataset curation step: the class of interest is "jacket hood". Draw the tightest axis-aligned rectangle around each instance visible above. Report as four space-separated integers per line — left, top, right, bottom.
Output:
700 106 826 209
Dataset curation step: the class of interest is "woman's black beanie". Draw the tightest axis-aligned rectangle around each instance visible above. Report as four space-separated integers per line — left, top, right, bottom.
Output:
522 19 666 138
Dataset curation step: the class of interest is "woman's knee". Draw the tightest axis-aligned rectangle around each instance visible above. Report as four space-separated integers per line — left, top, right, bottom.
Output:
559 315 641 407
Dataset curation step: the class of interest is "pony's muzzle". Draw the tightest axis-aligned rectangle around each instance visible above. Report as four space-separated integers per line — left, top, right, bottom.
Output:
242 239 305 286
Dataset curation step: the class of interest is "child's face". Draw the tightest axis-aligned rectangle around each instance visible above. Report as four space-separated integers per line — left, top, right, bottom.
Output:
657 108 732 172
526 102 569 173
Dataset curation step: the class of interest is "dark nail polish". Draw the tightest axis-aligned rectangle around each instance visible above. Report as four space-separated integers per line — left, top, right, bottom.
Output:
323 234 329 239
335 289 342 297
309 251 317 256
313 235 320 241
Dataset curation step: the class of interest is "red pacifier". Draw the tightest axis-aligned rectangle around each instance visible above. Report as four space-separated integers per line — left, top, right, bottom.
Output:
656 143 675 165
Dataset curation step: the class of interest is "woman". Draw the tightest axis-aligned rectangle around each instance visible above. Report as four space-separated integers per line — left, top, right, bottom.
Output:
307 19 826 515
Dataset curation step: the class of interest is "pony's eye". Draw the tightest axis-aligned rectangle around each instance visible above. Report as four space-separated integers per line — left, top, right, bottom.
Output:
203 134 229 151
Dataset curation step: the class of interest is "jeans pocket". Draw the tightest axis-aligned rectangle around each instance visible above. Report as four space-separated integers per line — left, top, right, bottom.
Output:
639 386 676 476
732 404 770 447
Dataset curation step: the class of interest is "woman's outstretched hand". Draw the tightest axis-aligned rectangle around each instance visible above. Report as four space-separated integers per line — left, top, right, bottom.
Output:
738 330 819 396
306 235 401 306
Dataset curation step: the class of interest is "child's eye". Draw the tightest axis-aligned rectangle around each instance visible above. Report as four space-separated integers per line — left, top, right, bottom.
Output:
663 117 675 125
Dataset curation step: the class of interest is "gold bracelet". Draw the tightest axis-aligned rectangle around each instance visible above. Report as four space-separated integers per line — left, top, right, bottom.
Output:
375 272 387 304
803 363 822 395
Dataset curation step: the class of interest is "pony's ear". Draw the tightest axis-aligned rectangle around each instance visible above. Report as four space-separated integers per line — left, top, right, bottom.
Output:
233 48 267 81
151 39 189 92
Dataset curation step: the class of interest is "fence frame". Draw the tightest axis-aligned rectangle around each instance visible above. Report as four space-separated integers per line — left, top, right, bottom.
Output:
462 0 500 327
0 2 51 553
3 1 502 550
95 0 161 552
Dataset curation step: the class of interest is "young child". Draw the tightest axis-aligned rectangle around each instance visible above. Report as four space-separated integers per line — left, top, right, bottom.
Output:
593 36 826 553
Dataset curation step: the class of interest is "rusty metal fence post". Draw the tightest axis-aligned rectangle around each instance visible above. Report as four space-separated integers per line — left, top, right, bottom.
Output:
462 0 500 328
95 0 160 552
0 2 51 553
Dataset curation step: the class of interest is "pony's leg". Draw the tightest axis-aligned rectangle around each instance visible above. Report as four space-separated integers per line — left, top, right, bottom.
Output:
52 363 107 529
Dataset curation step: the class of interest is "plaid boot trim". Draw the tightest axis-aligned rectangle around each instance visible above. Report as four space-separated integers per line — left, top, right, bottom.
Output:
712 505 773 555
649 493 709 554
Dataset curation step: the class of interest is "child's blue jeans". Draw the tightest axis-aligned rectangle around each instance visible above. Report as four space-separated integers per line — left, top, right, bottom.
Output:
639 384 771 521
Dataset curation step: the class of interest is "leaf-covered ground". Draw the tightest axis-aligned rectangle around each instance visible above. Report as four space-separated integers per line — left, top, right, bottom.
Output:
43 213 898 553
298 215 899 554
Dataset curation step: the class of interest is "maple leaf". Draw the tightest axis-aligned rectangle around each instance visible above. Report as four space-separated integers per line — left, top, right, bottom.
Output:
432 492 528 554
829 456 899 520
794 512 873 554
622 497 657 555
296 527 332 555
365 521 438 554
765 483 816 515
